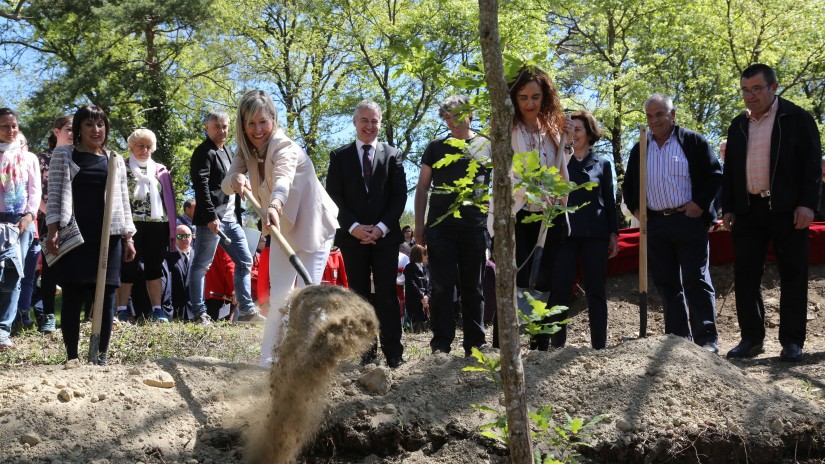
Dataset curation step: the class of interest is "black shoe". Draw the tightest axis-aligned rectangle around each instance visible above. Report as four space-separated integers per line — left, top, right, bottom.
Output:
387 357 405 369
726 340 764 359
780 343 803 362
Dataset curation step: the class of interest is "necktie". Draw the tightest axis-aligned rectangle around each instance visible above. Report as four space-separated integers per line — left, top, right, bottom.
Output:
362 144 372 188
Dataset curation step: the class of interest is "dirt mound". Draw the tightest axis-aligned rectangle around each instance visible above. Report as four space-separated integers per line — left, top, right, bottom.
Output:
2 264 825 463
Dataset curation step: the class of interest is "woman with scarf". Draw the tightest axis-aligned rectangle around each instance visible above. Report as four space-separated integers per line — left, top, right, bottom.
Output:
45 105 136 365
116 128 177 323
0 108 41 351
224 89 339 368
490 67 573 350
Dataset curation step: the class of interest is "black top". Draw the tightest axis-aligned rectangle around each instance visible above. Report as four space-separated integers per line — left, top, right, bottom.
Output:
421 135 491 228
623 125 722 226
189 137 241 225
56 150 122 286
326 141 407 248
722 97 822 215
566 150 619 238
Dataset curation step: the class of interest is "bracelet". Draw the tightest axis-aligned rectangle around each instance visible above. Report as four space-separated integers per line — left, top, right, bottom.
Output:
268 203 282 215
124 238 134 243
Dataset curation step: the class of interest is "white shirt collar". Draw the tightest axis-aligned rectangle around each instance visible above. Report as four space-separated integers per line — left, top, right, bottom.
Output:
356 139 378 157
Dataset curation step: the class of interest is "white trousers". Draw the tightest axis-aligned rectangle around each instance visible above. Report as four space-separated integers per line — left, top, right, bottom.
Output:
259 233 333 368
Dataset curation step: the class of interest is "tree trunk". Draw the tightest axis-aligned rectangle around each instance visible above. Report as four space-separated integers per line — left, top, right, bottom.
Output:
477 1 533 463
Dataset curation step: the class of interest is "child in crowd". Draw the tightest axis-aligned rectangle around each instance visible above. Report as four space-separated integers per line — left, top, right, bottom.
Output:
403 245 430 333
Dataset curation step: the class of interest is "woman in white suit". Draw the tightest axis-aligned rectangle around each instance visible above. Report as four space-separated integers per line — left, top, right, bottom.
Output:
224 90 339 368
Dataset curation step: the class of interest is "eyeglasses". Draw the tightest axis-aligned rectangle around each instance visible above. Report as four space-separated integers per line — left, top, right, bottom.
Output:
741 85 766 96
176 234 192 239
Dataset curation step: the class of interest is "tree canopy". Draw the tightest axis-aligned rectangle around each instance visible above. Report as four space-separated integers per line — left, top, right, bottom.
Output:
2 0 823 215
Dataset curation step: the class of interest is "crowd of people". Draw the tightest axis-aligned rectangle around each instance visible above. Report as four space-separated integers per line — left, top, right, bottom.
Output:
0 62 821 368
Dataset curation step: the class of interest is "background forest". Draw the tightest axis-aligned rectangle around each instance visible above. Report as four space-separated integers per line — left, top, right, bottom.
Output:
2 0 824 225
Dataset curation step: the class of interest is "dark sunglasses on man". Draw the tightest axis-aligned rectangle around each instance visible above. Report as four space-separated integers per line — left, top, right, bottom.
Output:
176 233 192 239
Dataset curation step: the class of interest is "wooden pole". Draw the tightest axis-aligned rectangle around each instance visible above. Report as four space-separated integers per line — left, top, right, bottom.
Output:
88 152 118 363
241 187 312 286
638 126 648 338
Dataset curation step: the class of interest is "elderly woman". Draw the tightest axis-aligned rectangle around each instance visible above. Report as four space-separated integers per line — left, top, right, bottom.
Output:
0 108 41 351
116 128 177 323
45 105 136 365
223 89 339 368
540 110 618 350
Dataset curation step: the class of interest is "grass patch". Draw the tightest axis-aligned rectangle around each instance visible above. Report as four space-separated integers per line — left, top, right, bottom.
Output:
0 320 264 368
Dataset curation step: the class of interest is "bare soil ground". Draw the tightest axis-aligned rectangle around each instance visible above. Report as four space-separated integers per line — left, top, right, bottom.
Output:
2 263 825 464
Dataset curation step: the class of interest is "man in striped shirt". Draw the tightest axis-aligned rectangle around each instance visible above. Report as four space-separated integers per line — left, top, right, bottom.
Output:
622 94 723 353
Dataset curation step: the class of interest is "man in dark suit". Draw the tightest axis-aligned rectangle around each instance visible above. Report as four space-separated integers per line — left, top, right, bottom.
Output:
326 100 407 368
722 64 822 362
623 94 722 353
188 109 263 325
167 224 193 320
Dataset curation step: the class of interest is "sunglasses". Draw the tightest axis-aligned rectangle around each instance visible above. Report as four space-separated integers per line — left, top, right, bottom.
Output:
176 234 192 239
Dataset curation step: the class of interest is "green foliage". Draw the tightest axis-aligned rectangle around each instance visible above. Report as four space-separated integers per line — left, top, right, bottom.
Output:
464 348 609 464
518 291 568 338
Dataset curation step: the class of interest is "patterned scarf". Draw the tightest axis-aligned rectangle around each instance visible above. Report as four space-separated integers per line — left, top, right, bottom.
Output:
127 156 163 220
0 141 28 214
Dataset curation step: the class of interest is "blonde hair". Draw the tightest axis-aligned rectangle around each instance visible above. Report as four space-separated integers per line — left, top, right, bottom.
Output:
127 128 157 153
235 90 280 161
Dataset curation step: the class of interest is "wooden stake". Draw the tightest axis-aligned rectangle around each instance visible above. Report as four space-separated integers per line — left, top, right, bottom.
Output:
638 126 648 338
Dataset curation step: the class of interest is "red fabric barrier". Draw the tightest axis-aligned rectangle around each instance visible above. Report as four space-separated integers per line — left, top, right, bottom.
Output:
607 222 825 276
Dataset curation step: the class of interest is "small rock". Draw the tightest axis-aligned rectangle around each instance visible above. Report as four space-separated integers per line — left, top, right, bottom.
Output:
382 404 398 414
55 382 67 389
20 432 41 446
770 418 784 434
98 393 107 401
57 389 72 402
616 418 632 432
358 367 392 395
73 389 86 398
41 379 50 385
143 372 175 389
128 367 142 376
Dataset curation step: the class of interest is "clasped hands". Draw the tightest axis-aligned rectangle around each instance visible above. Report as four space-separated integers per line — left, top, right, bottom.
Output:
351 224 383 244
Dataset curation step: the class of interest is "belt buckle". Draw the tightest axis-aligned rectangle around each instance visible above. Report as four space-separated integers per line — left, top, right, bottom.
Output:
759 190 771 198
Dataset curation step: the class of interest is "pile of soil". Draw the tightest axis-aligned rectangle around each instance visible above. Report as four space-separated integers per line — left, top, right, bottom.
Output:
1 264 824 464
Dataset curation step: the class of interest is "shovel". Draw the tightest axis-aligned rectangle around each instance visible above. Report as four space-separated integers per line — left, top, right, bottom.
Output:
88 151 118 364
241 186 312 286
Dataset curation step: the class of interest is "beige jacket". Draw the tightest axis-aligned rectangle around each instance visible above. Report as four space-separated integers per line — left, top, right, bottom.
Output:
222 129 338 253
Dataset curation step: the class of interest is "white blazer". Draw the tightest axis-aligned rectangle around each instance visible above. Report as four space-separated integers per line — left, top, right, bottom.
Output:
222 129 339 253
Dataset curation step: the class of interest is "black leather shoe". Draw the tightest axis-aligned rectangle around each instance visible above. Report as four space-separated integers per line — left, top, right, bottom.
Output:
386 357 405 369
726 340 764 359
780 343 803 362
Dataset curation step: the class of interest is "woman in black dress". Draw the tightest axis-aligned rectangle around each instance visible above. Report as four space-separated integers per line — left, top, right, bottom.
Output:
44 106 136 365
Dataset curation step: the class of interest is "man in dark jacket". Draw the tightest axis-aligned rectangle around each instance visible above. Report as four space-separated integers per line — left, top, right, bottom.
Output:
622 94 722 353
188 109 263 325
326 100 407 368
722 64 822 362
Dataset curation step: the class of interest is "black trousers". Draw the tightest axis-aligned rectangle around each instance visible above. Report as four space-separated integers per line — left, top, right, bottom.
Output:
426 225 488 354
340 242 403 358
61 284 116 360
542 236 609 349
647 213 717 345
733 196 809 347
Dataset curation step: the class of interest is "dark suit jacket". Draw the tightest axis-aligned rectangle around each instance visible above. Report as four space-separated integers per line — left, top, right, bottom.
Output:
326 141 407 248
722 97 822 215
623 125 722 225
166 250 191 317
190 137 241 226
566 150 619 239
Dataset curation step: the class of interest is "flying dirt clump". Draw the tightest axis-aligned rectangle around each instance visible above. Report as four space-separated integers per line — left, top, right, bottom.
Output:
246 285 379 464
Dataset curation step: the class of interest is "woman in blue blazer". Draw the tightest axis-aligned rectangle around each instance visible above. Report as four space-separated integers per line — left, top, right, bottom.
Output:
541 110 619 350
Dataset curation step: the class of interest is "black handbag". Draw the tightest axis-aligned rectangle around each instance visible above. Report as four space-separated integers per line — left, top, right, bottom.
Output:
40 214 84 265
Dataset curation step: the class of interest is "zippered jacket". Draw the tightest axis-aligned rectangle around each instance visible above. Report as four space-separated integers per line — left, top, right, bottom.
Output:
722 97 822 215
